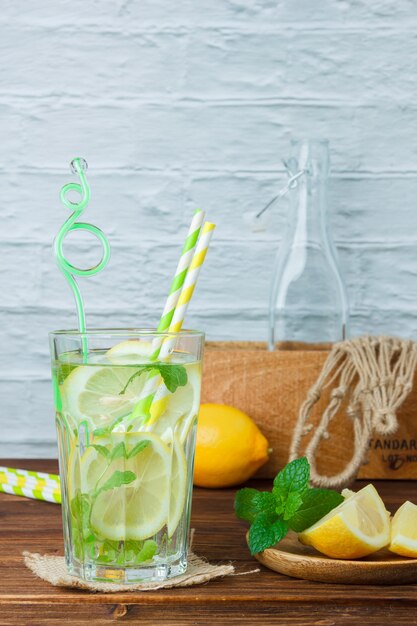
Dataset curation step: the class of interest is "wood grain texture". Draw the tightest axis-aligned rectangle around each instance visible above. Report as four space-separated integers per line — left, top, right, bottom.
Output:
253 531 417 585
201 341 417 480
0 460 417 625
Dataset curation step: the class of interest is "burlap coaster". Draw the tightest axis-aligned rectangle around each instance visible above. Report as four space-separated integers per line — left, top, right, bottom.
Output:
23 550 236 592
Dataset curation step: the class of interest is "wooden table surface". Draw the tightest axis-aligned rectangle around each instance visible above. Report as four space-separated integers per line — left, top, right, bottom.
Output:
1 460 416 625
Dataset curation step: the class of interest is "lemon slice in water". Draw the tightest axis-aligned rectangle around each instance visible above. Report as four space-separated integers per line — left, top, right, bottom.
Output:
69 433 171 541
60 340 154 430
106 340 154 364
68 440 106 503
168 435 188 537
146 361 201 444
61 363 148 429
68 431 189 542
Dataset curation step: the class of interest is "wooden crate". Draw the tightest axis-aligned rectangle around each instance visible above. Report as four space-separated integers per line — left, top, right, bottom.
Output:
201 341 417 480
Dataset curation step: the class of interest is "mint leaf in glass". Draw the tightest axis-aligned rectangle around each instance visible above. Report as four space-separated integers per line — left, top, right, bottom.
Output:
119 365 156 395
70 491 90 525
123 539 158 563
110 441 127 461
93 416 125 438
96 470 136 496
90 444 110 460
128 440 150 458
92 426 109 438
70 491 93 543
156 364 188 393
119 364 188 396
135 539 158 563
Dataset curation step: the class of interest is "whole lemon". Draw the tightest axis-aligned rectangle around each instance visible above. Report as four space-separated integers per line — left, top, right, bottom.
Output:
193 403 269 488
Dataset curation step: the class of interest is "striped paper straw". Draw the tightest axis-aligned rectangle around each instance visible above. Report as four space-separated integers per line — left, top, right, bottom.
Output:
148 208 205 362
0 466 60 490
120 213 207 424
155 209 205 336
0 482 61 504
0 467 61 504
162 222 216 337
131 221 215 422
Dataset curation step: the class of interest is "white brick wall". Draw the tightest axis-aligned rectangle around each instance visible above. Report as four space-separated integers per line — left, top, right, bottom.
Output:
1 0 417 456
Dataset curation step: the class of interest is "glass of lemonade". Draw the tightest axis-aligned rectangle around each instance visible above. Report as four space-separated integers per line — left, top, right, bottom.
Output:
49 329 204 584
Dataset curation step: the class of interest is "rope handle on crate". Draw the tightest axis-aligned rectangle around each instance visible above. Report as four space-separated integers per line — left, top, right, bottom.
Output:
289 336 417 489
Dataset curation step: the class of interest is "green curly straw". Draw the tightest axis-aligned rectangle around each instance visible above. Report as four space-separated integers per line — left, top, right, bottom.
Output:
54 158 111 356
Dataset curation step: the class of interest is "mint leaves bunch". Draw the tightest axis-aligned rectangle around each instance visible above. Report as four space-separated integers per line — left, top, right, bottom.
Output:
234 457 344 555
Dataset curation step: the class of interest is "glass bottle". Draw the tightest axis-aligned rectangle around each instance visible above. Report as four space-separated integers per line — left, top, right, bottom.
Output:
268 139 349 350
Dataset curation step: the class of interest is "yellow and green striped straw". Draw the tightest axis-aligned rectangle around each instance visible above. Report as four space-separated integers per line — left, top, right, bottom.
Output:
123 212 208 422
131 221 216 422
150 221 216 413
154 209 205 338
0 467 61 504
163 221 216 335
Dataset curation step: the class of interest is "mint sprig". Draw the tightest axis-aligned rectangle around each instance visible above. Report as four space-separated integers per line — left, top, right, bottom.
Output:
234 457 344 555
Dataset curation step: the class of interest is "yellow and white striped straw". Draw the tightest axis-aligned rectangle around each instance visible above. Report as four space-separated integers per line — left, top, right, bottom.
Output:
0 467 61 503
0 466 60 488
162 221 216 338
0 482 61 504
155 209 205 337
141 221 215 420
128 221 215 423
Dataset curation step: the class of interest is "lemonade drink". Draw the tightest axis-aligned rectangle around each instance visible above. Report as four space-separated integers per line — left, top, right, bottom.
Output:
50 330 203 583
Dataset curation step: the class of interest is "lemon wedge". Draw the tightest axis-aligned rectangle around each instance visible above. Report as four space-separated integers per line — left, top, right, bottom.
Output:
299 484 391 559
389 501 417 558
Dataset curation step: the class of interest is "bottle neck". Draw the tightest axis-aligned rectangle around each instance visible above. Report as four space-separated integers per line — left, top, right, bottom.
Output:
288 171 328 245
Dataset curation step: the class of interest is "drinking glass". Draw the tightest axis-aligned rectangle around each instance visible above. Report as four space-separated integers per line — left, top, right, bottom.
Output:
49 329 204 583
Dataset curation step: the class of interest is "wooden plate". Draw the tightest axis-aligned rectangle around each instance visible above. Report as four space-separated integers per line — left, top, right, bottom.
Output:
249 531 417 585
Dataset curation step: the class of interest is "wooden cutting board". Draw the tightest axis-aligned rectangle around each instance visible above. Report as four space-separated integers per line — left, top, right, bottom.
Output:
202 341 417 480
250 531 417 585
